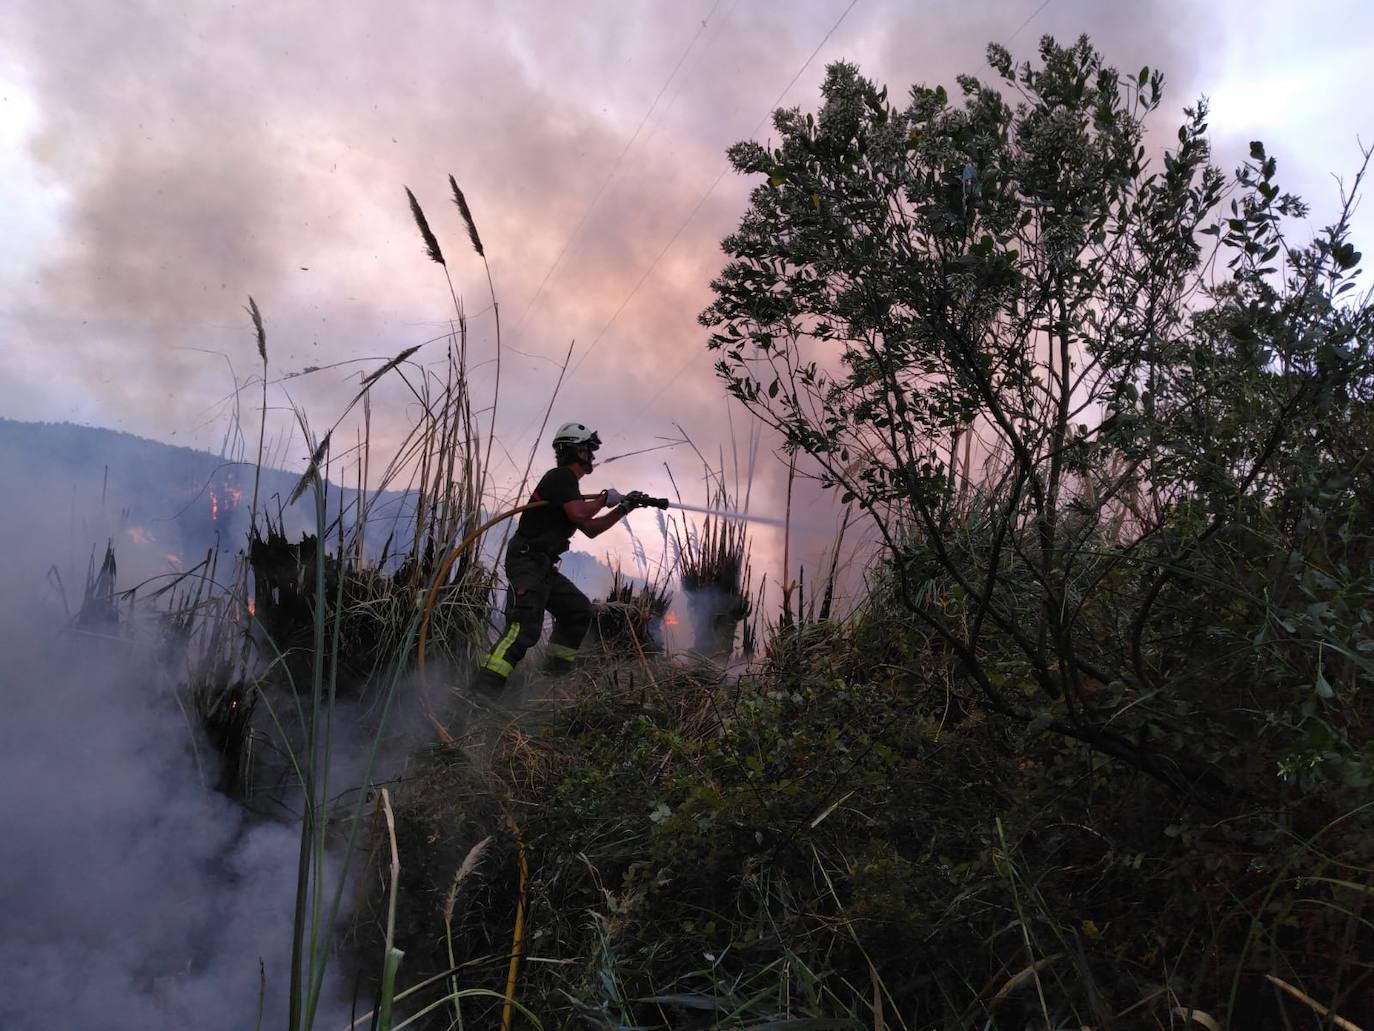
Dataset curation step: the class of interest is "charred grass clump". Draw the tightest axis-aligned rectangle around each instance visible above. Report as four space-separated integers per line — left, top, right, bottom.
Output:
587 563 673 656
674 482 753 657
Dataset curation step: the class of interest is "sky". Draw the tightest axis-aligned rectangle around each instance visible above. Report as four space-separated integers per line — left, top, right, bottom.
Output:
2 4 1372 1023
4 0 1374 590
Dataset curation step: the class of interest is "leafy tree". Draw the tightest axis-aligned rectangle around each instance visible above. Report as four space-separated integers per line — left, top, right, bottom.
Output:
701 35 1374 794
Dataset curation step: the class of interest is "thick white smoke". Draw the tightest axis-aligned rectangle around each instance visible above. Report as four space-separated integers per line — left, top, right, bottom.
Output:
0 429 354 1030
0 612 331 1028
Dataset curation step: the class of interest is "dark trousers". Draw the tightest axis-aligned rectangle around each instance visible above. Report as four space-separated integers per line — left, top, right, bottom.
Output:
478 547 591 680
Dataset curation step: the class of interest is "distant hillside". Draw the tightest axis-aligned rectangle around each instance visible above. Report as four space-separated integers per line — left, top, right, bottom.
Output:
0 417 616 601
0 417 350 564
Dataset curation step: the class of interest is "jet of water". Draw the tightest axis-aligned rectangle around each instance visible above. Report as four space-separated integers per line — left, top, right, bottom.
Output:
666 501 788 527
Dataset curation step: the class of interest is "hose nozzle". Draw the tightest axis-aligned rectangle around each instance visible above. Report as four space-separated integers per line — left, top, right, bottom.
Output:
605 488 668 510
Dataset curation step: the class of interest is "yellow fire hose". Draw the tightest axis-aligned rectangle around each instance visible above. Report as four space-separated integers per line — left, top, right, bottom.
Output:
415 499 548 675
500 815 530 1031
415 495 599 1031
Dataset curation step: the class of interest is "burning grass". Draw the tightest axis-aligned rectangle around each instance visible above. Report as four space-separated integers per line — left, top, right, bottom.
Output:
672 480 752 657
587 562 672 656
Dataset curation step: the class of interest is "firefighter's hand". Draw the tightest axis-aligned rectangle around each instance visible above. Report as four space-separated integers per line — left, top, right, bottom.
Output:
602 488 624 509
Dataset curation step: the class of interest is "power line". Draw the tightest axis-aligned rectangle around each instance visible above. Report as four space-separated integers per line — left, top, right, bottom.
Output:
511 0 725 338
574 0 863 393
626 0 862 418
1009 0 1053 41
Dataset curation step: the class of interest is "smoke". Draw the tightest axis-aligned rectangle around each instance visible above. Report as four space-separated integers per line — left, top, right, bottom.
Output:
0 601 351 1029
0 424 378 1029
2 0 1252 620
4 0 1217 454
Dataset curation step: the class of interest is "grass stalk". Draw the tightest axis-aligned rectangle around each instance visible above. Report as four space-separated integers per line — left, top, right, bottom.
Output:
377 789 403 1031
500 817 530 1031
287 467 328 1031
378 948 404 1031
442 836 489 1031
246 295 268 543
448 175 499 506
503 338 575 556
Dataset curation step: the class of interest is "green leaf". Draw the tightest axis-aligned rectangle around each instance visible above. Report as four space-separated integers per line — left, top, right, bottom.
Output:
1314 671 1334 700
1138 65 1149 85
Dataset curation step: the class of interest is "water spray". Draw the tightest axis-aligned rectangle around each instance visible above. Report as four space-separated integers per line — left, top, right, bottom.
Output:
664 500 787 528
605 490 788 528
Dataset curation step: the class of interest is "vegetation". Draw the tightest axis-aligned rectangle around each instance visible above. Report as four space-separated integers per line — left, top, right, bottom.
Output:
377 36 1369 1028
587 562 673 655
50 34 1374 1030
701 34 1373 802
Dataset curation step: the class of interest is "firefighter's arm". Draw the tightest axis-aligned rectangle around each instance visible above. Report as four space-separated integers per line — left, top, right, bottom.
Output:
564 494 626 539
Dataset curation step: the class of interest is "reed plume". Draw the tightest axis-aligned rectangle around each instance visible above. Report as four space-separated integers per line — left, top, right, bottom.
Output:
405 186 446 266
448 175 484 257
288 432 332 504
246 295 267 362
361 345 422 388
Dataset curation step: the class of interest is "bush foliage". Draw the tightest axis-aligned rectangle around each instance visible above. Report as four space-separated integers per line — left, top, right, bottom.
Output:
365 36 1374 1030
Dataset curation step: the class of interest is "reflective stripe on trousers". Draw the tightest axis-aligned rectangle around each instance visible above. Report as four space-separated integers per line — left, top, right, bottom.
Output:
481 621 521 678
546 641 578 663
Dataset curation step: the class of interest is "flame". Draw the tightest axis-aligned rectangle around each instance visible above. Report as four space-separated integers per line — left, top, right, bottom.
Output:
165 553 184 570
664 612 679 626
126 526 156 546
247 599 256 616
209 482 242 523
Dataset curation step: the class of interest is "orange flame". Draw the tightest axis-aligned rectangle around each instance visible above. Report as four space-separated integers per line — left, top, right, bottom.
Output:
126 527 156 546
664 612 679 626
247 599 256 616
165 554 184 570
209 488 219 522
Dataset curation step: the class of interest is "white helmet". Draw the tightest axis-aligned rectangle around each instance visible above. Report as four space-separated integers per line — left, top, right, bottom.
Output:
552 422 601 451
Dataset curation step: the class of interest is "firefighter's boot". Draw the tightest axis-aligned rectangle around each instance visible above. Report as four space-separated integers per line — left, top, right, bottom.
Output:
472 667 507 697
542 642 578 678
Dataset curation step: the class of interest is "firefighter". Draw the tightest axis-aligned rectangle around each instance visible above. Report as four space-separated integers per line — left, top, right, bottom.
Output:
473 422 639 695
